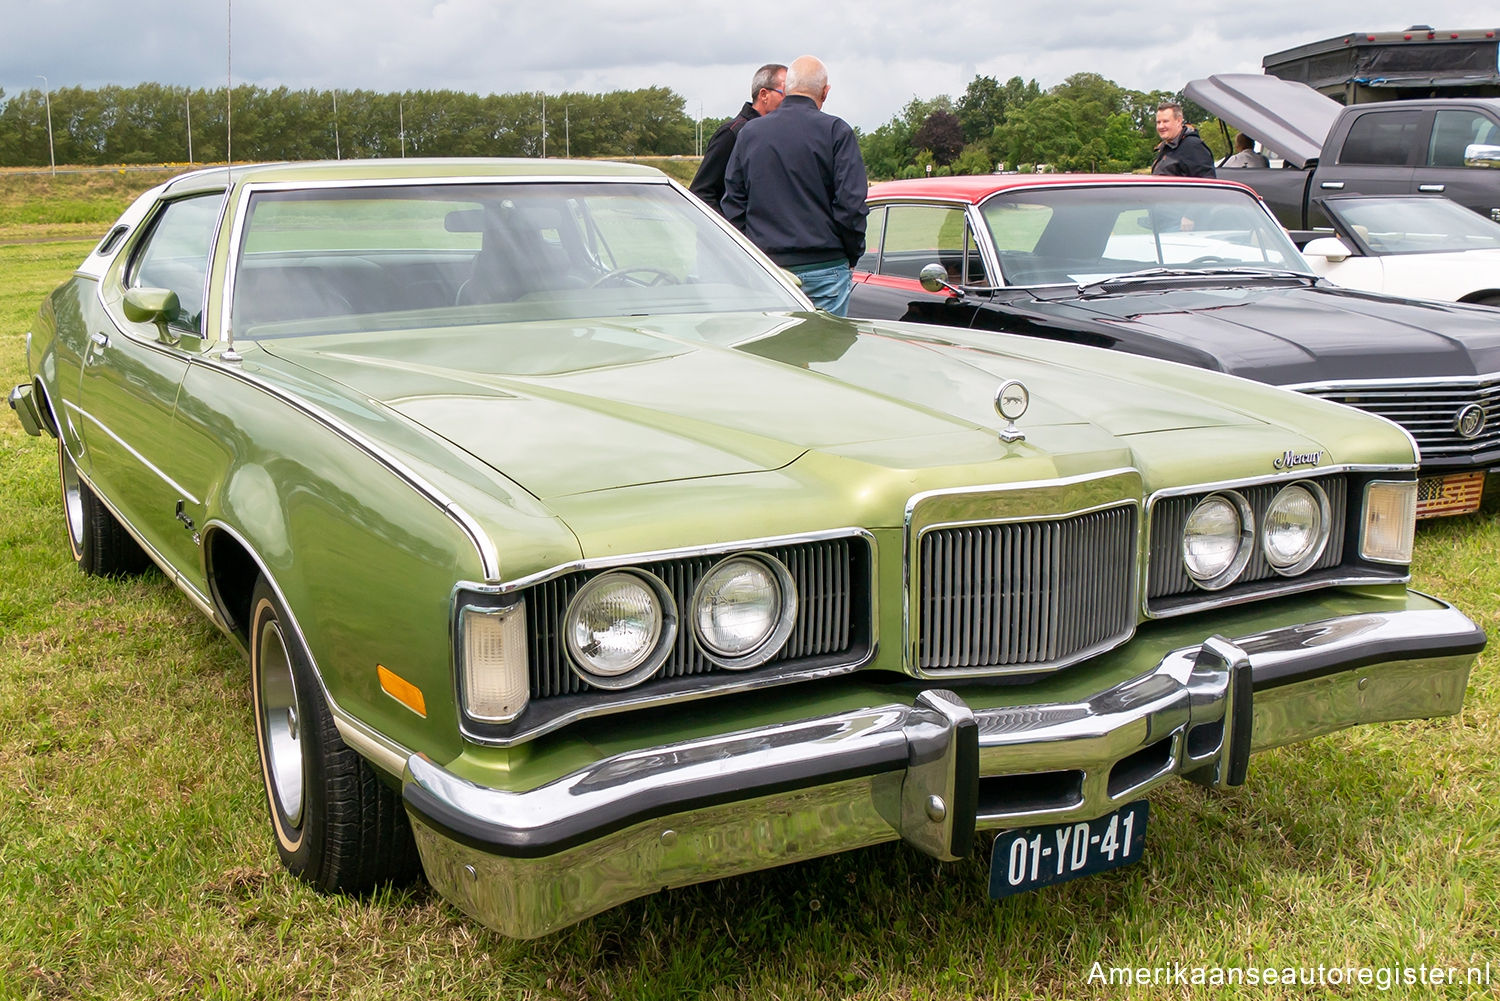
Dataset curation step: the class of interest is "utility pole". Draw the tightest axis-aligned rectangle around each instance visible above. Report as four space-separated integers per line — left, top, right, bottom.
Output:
565 105 570 158
399 96 406 157
36 76 55 175
541 92 547 158
332 89 341 159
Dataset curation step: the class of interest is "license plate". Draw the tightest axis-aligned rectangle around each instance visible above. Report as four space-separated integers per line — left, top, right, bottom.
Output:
1416 471 1485 519
989 801 1147 899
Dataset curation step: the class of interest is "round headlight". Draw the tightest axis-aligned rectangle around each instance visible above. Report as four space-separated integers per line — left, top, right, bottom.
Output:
692 554 798 669
1182 491 1253 590
565 571 675 689
1262 481 1330 575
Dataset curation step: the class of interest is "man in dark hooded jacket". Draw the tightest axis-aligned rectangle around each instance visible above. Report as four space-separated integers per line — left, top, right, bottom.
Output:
1152 101 1216 177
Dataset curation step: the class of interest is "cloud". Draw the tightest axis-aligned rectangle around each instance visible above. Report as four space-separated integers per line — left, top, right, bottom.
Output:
2 0 1486 132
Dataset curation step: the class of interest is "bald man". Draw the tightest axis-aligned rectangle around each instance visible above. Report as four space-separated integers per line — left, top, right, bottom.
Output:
721 55 868 316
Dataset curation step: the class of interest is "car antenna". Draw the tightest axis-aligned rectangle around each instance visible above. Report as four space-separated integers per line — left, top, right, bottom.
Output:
221 0 243 364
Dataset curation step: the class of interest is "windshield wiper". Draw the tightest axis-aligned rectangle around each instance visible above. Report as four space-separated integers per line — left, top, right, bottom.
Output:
1077 267 1317 296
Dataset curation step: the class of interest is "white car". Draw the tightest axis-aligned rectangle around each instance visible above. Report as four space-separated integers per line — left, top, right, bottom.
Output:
1297 194 1500 307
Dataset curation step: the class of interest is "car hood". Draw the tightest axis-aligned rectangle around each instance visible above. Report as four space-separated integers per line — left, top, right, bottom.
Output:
1011 281 1500 385
1184 74 1341 168
253 311 1300 499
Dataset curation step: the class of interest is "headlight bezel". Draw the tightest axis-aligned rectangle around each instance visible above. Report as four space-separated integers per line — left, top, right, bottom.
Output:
563 569 677 691
690 552 799 669
1262 480 1332 576
1181 490 1255 591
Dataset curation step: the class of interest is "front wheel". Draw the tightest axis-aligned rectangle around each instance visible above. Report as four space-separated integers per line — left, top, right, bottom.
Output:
250 576 421 891
58 438 151 577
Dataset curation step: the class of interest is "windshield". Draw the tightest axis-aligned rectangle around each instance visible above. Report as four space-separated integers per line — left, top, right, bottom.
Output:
1325 196 1500 255
230 181 802 338
978 184 1310 285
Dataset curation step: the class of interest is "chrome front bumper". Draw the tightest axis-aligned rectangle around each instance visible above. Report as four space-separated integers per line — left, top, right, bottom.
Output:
403 598 1482 939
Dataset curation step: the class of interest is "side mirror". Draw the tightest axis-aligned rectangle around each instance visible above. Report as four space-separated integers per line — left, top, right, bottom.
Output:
1301 237 1353 263
122 286 182 343
1464 143 1500 169
919 262 963 297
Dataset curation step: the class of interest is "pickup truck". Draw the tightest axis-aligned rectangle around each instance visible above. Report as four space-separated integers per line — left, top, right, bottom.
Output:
1185 73 1500 231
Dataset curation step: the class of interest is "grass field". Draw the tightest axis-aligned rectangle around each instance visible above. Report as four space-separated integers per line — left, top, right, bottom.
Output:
2 169 1498 1000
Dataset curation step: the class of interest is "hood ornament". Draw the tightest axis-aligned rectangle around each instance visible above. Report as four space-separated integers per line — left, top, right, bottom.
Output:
995 380 1029 442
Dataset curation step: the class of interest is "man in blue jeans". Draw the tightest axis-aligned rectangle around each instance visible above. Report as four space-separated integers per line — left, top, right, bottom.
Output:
722 55 867 316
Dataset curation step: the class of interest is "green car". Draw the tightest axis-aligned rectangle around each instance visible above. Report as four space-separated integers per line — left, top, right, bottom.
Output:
8 159 1484 938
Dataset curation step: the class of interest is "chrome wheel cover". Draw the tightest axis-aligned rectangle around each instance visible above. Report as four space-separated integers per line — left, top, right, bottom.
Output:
58 443 84 555
256 616 304 827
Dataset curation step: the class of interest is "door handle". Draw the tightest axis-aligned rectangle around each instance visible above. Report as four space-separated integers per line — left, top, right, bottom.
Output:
1319 181 1345 190
1418 184 1446 193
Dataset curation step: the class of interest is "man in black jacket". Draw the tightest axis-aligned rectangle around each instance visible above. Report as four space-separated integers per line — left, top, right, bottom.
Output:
721 55 868 316
1152 101 1216 177
689 64 786 213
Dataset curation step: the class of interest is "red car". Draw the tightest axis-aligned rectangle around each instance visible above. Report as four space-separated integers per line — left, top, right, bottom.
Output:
847 174 1500 519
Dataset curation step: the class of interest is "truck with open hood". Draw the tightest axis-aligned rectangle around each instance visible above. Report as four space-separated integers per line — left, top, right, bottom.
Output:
1185 73 1500 233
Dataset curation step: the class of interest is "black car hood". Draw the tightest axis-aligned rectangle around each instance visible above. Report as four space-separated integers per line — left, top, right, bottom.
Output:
997 281 1500 386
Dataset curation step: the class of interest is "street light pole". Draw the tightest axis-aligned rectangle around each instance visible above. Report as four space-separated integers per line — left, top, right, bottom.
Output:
36 75 55 176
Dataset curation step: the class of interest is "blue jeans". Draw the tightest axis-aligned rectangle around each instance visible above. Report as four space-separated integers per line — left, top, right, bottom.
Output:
789 261 853 316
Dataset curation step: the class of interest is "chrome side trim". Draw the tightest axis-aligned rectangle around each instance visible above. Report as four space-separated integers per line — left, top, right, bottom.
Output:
66 401 201 504
201 517 414 778
189 361 502 581
404 597 1481 939
459 526 874 595
60 444 218 622
1283 374 1500 392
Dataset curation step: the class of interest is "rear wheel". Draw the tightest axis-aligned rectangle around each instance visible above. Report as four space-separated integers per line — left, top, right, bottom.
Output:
249 576 421 891
58 438 151 577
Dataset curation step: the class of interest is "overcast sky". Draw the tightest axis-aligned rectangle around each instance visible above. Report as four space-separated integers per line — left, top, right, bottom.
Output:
1 1 1489 133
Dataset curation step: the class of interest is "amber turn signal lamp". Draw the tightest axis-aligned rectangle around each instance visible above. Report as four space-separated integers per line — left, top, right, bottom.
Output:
377 664 427 718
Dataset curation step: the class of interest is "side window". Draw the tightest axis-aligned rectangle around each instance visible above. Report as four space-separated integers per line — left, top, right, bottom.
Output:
1339 111 1427 166
129 194 223 333
856 206 886 272
1429 110 1499 167
878 204 969 280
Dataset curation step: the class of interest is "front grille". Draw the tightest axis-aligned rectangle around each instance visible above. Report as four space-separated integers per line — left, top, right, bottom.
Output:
527 537 861 699
917 506 1136 671
1300 381 1500 460
1148 476 1347 599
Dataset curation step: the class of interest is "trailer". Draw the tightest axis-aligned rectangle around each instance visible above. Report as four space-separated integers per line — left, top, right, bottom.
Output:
1264 27 1500 104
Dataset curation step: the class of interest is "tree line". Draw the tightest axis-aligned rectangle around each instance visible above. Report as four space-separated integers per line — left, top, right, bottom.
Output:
858 73 1223 178
0 82 695 166
0 75 1222 176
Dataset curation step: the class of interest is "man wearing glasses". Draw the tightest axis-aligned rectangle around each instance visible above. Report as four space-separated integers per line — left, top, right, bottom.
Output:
690 63 787 214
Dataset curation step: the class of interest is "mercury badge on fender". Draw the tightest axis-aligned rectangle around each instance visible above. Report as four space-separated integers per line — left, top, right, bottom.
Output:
9 160 1485 938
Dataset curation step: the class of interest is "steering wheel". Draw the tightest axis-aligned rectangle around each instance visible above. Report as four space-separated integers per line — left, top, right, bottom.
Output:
1185 255 1235 267
589 266 680 288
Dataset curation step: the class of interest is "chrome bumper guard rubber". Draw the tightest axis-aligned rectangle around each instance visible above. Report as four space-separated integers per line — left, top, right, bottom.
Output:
403 599 1482 939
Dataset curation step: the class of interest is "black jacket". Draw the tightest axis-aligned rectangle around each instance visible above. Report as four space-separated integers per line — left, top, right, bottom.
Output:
689 102 760 214
1152 125 1217 177
721 95 868 268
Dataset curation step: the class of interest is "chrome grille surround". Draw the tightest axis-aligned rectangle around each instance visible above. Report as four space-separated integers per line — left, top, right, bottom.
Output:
1293 376 1500 464
1145 468 1412 619
456 528 874 747
905 469 1143 678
